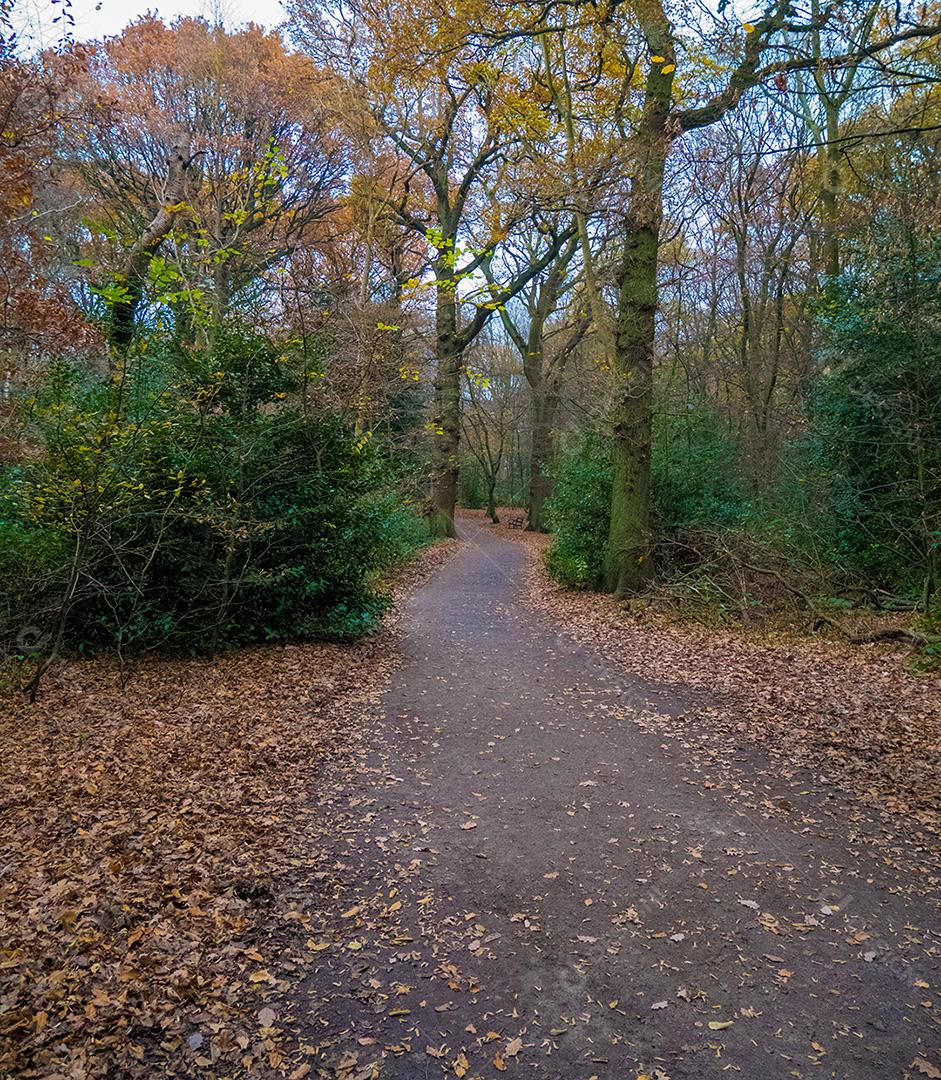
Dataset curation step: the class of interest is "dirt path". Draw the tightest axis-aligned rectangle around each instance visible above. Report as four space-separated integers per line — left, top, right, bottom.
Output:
298 522 941 1080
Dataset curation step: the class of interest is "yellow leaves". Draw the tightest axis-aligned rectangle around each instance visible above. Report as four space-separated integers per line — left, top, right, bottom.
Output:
708 1019 734 1030
249 969 273 983
494 1052 507 1071
453 1050 469 1076
661 64 676 74
305 939 331 951
758 912 782 934
743 22 755 33
651 55 666 63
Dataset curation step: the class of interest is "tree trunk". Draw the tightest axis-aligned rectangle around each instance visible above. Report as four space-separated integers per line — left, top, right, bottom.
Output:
528 381 559 533
427 282 461 539
602 48 673 594
486 478 499 524
820 101 842 279
110 145 190 352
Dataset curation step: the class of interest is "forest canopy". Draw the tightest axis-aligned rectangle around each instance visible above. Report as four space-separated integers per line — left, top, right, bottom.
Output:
2 0 941 677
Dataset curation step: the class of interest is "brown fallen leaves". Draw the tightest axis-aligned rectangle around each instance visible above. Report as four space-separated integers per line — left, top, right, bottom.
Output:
0 641 387 1078
0 540 459 1078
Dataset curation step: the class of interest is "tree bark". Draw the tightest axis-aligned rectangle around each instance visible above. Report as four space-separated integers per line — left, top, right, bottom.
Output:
528 378 559 533
820 100 842 279
486 477 499 523
602 28 674 594
110 144 190 351
427 274 461 538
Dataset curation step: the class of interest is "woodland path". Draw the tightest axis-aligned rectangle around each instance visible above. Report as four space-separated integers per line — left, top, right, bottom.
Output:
297 521 941 1080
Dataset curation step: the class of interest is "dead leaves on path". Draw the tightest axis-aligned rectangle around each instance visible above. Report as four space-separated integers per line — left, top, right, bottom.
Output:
513 525 941 843
0 640 393 1078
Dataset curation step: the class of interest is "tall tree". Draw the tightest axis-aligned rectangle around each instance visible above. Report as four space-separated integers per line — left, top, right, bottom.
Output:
57 17 345 348
486 229 585 530
588 0 941 592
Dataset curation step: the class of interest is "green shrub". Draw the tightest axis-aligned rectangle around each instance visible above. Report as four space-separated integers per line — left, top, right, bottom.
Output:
545 432 612 587
808 250 941 599
545 400 750 588
1 326 426 656
651 396 751 530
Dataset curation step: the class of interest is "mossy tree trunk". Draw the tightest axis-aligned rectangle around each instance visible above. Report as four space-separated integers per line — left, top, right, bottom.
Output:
528 380 560 532
428 269 462 539
602 26 675 594
423 219 575 538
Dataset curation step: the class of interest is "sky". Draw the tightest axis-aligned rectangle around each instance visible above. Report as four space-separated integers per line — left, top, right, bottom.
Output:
13 0 286 49
12 0 759 52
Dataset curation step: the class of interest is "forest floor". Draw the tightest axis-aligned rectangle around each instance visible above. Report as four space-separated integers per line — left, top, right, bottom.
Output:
2 516 941 1079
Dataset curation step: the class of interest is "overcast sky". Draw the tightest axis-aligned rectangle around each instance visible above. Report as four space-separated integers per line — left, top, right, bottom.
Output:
14 0 755 51
14 0 286 48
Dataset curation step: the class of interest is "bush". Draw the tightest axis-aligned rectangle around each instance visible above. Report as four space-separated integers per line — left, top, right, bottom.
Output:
545 400 750 589
544 432 612 587
1 327 426 658
651 395 751 531
809 242 941 600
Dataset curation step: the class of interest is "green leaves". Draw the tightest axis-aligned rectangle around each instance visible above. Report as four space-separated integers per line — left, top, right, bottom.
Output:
1 327 425 655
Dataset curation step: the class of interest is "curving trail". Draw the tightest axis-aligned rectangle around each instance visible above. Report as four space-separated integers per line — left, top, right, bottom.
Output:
298 520 941 1080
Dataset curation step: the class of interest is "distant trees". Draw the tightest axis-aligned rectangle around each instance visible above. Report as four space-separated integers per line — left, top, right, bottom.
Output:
0 32 98 387
486 230 585 531
289 0 577 536
55 18 346 348
460 339 527 524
